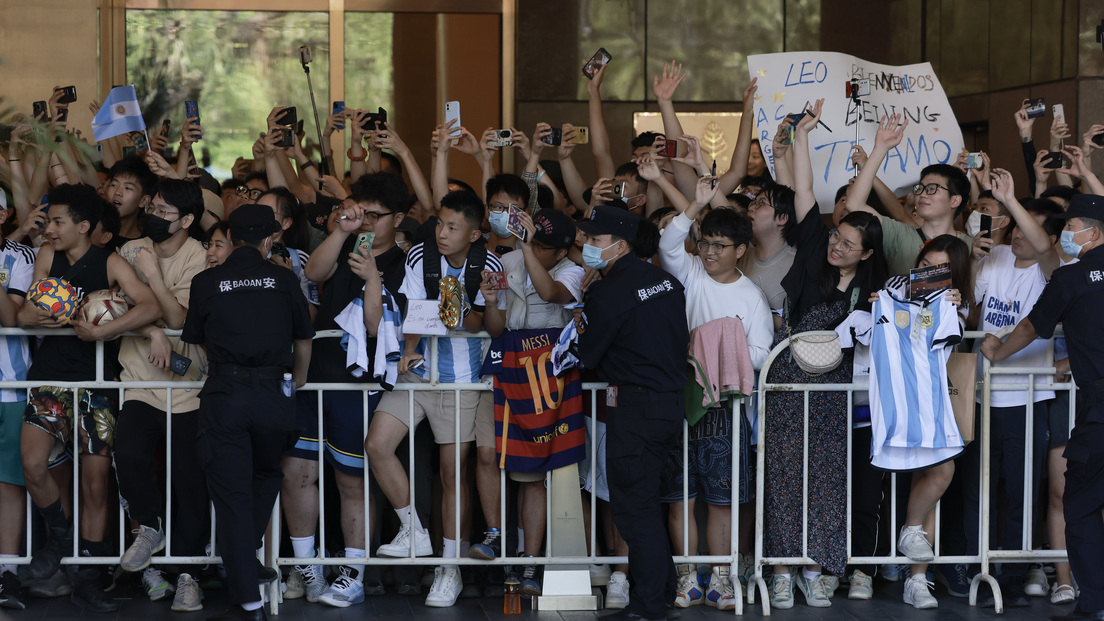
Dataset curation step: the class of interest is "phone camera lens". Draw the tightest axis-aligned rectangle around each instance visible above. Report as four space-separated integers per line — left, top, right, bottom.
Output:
499 130 510 138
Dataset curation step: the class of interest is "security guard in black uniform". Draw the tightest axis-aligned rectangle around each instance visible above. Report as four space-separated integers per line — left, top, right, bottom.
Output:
182 204 314 621
981 193 1104 621
575 206 689 621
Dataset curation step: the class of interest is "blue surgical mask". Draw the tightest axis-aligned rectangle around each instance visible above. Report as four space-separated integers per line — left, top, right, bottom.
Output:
488 211 511 237
1060 227 1090 257
582 241 618 270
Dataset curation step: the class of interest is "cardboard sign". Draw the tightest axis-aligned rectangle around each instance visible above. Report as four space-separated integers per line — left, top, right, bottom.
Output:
747 52 964 212
402 299 448 336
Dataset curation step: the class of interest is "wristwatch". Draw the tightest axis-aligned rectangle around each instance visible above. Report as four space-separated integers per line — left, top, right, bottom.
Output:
347 147 367 162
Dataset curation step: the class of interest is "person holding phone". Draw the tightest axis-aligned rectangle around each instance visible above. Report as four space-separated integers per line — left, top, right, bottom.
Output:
112 179 210 611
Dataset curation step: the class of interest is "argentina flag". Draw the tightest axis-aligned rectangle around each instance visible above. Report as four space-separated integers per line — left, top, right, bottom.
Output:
91 85 146 142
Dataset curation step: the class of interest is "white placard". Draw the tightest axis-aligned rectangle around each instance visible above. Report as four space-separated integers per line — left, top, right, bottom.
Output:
402 299 448 336
747 52 965 213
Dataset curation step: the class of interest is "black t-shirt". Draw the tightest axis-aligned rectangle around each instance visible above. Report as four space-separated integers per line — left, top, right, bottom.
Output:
308 238 406 382
29 245 114 382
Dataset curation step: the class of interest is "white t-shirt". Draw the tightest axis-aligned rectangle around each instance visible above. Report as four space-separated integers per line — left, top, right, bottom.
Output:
496 268 585 313
401 242 502 384
972 245 1054 406
659 213 774 369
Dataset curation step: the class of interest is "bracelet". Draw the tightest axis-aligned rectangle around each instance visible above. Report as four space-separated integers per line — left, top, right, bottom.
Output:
300 159 315 169
8 159 19 163
346 147 367 162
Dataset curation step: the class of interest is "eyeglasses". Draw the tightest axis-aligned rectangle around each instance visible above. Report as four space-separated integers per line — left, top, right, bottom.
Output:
695 240 736 254
236 186 264 200
144 205 180 221
912 183 950 196
828 228 860 254
362 210 396 224
488 202 517 214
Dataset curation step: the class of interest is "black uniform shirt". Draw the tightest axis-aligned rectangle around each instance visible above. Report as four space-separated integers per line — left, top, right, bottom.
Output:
577 256 689 393
182 246 314 368
1028 244 1104 459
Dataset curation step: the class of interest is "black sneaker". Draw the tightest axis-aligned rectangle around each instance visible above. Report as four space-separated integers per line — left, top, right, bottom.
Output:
0 570 26 610
469 528 502 560
70 571 120 613
26 528 73 581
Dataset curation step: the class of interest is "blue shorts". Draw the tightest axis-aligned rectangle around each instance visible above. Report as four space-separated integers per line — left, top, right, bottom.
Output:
286 390 381 476
659 404 754 506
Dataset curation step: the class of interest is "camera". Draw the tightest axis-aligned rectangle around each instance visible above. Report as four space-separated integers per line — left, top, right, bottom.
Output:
1024 98 1046 119
845 79 871 99
488 128 513 148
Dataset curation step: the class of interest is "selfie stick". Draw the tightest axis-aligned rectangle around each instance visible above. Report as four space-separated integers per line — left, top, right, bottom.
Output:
850 80 862 177
299 46 330 177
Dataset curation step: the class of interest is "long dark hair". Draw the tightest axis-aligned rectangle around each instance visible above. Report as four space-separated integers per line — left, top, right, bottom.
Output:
260 187 310 251
820 211 888 312
915 234 973 309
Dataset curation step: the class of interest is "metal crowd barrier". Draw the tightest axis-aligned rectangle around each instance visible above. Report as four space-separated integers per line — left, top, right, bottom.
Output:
3 327 1072 617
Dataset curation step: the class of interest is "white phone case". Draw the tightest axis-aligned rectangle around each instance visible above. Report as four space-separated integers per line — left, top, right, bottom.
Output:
444 101 461 142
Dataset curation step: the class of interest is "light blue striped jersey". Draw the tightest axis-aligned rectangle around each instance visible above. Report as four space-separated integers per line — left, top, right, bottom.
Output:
0 239 35 401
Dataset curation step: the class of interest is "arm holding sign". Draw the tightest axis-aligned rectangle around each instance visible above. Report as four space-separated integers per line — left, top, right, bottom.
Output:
846 114 911 223
790 99 822 222
850 144 915 225
716 79 758 197
771 120 795 188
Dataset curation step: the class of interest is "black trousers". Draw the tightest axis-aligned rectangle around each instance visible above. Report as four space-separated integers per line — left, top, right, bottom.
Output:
848 425 885 577
606 389 682 620
196 375 294 606
114 401 209 558
1064 421 1104 614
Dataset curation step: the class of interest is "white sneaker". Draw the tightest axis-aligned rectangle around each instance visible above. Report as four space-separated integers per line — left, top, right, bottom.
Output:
589 564 612 587
819 574 839 598
1023 567 1048 597
121 524 166 572
795 573 831 608
425 566 462 607
1051 582 1076 605
673 564 703 607
319 566 365 608
293 563 327 602
141 567 175 601
605 571 630 609
847 569 873 600
770 574 795 610
377 524 433 557
897 525 935 563
171 573 203 612
903 574 938 609
736 553 753 586
284 569 305 600
705 566 736 611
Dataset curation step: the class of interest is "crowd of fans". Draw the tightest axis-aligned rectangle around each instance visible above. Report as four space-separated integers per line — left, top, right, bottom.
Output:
0 54 1101 617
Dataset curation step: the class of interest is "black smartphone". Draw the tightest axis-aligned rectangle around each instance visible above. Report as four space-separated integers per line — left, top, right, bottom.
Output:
1042 151 1064 169
980 214 993 247
56 108 69 124
55 86 77 105
582 47 612 79
295 119 304 136
275 106 297 127
279 127 295 149
160 119 171 136
33 101 48 121
1093 133 1104 147
271 241 290 259
184 100 201 141
0 125 13 142
361 107 388 131
541 127 563 146
169 352 192 376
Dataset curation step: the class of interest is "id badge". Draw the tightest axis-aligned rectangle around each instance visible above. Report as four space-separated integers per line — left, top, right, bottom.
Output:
605 386 619 408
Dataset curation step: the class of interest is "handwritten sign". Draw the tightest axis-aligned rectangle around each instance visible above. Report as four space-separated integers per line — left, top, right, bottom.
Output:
747 52 964 212
402 299 448 336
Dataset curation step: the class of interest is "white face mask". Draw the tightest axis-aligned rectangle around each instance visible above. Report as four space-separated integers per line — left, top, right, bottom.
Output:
966 210 1006 238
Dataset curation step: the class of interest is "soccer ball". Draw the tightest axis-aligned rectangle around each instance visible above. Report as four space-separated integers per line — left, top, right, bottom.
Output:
77 289 130 326
27 278 80 325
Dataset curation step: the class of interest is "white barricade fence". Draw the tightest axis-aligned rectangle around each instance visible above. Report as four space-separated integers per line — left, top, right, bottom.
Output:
4 327 1071 616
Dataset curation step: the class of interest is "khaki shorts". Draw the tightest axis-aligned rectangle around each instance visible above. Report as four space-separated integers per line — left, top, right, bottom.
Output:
509 470 545 483
377 373 479 444
475 390 495 449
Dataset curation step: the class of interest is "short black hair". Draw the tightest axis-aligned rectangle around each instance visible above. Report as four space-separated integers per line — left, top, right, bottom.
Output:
380 152 404 177
629 217 660 258
350 172 411 214
48 183 103 233
447 177 477 195
615 161 644 184
701 208 752 247
439 190 485 230
739 175 771 190
649 206 676 226
631 131 664 150
536 184 554 210
976 189 1008 215
1040 185 1076 204
920 163 970 209
758 182 797 243
108 156 158 197
153 179 206 240
485 174 530 207
99 200 121 238
1022 198 1065 238
726 193 752 212
242 171 269 188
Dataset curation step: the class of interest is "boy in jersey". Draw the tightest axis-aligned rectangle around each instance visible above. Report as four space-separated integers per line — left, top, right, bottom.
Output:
365 189 502 608
17 183 161 613
658 174 774 611
112 179 210 611
0 202 36 611
476 208 584 596
285 173 411 607
105 156 157 249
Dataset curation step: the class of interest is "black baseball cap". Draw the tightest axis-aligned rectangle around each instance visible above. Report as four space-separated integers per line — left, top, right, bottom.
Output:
531 208 576 249
577 205 640 240
229 203 281 242
1054 194 1104 221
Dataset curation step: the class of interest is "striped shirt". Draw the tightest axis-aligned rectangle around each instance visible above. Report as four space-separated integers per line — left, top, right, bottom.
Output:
0 239 35 401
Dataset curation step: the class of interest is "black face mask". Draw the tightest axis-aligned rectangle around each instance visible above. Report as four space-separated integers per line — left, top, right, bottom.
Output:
144 214 176 243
